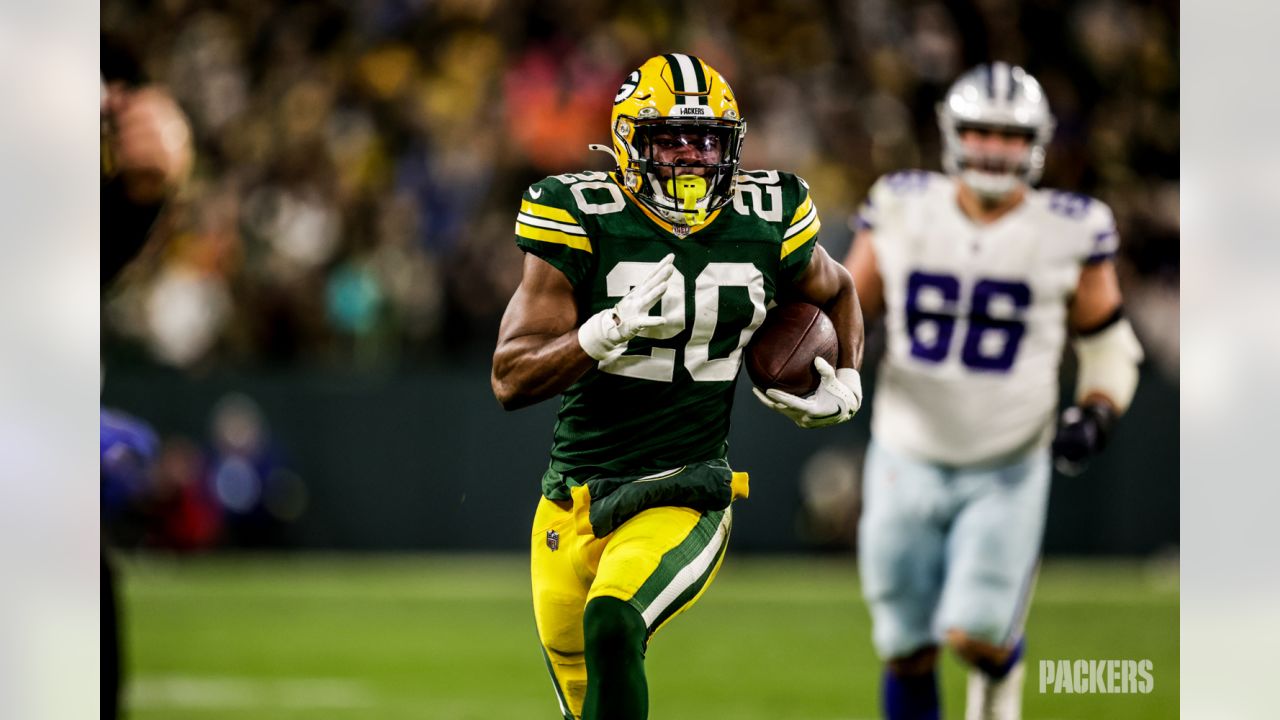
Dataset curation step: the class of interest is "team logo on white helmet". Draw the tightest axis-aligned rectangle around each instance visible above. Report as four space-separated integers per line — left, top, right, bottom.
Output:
937 62 1056 199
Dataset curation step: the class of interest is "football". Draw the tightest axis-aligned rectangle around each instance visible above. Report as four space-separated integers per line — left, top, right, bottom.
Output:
745 302 839 396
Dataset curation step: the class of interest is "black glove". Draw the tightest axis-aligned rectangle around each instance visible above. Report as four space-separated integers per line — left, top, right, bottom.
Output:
1052 402 1117 476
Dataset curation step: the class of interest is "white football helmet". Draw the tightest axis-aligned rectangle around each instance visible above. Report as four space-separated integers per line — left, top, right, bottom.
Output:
937 62 1056 199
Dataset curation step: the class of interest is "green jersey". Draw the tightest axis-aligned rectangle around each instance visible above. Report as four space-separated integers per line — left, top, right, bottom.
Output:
514 170 822 500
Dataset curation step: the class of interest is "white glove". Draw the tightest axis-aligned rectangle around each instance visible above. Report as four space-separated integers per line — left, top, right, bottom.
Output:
752 357 863 428
578 254 675 363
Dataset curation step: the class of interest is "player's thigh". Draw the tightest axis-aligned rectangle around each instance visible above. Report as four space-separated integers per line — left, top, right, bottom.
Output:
858 440 949 600
937 449 1051 645
531 496 590 656
858 441 950 658
589 504 733 638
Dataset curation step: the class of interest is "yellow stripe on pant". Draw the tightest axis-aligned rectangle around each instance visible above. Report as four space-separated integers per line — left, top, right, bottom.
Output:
530 484 736 720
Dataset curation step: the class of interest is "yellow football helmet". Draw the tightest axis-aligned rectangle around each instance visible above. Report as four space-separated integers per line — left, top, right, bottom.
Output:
593 53 746 227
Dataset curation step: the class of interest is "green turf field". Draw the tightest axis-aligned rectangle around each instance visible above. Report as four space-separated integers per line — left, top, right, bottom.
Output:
119 554 1177 719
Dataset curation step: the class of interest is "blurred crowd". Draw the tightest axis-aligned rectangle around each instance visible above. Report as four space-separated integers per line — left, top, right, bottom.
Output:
102 393 305 551
101 0 1179 376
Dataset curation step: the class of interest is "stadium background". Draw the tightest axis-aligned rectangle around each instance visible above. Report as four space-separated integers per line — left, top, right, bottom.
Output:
101 0 1179 717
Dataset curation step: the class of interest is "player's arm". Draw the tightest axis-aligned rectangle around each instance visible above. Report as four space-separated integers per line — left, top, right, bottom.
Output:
842 228 885 322
1053 259 1144 473
491 254 594 411
101 83 194 286
492 252 675 411
756 245 865 429
782 244 865 371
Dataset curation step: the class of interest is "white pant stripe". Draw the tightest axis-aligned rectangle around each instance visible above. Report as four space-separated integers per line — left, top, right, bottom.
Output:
641 507 731 628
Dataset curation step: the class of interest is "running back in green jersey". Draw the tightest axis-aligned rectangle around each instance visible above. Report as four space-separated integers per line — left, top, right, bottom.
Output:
514 170 822 500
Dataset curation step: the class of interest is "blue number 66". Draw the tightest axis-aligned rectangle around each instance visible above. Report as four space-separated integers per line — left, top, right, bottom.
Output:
905 272 1031 372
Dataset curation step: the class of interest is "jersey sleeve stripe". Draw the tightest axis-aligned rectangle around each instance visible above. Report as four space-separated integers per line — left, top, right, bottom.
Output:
515 222 594 253
517 212 588 235
780 216 821 259
520 199 579 226
784 203 818 239
790 194 813 224
1085 229 1119 264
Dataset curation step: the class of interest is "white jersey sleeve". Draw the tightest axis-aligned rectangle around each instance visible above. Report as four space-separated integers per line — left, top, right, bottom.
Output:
1077 194 1120 265
865 174 1119 467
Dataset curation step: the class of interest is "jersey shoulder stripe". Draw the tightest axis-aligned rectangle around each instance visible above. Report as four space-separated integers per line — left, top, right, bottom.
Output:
779 173 820 259
521 198 578 226
859 169 946 231
781 208 820 258
514 222 593 253
514 181 594 253
1034 187 1119 264
789 193 813 225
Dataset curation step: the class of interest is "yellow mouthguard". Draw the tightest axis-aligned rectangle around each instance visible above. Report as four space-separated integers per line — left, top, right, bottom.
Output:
666 175 708 226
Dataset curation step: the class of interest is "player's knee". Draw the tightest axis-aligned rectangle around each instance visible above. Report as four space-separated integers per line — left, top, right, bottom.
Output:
584 597 646 655
886 645 938 676
945 628 1009 667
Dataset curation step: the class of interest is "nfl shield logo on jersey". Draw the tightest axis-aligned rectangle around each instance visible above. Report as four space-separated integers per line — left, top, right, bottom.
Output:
546 529 560 551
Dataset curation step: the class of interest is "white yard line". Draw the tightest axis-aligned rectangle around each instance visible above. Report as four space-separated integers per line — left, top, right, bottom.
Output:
126 675 377 709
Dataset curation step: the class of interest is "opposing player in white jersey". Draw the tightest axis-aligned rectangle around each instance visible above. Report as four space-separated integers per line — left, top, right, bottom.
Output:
842 62 1144 720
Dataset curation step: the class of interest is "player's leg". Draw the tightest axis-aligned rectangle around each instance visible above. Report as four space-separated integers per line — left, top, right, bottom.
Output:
936 449 1050 720
954 631 1027 720
858 440 949 720
581 596 648 719
531 496 591 720
582 504 733 720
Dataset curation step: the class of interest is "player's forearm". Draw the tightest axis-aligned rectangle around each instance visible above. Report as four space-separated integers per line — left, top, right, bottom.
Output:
491 331 595 411
818 271 865 371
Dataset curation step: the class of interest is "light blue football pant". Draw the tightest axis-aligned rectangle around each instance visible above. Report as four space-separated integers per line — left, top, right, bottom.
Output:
857 439 1050 660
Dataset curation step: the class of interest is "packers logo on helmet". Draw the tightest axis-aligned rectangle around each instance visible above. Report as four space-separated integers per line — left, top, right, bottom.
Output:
594 53 746 228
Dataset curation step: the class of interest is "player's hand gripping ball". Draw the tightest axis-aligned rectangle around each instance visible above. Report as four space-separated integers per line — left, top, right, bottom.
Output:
747 303 862 428
745 302 838 396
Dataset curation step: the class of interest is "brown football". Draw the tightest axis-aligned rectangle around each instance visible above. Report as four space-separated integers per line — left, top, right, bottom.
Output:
745 302 839 396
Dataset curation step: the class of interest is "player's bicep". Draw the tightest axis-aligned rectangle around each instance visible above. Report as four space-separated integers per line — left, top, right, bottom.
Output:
843 229 884 318
783 245 848 306
497 253 580 345
1068 260 1123 333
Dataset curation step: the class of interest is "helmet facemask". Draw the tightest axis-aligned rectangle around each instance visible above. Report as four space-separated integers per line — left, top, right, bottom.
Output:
619 117 745 226
945 122 1042 201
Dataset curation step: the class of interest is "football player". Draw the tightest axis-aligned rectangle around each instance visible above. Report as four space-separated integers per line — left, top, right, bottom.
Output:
842 62 1144 720
492 53 865 720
